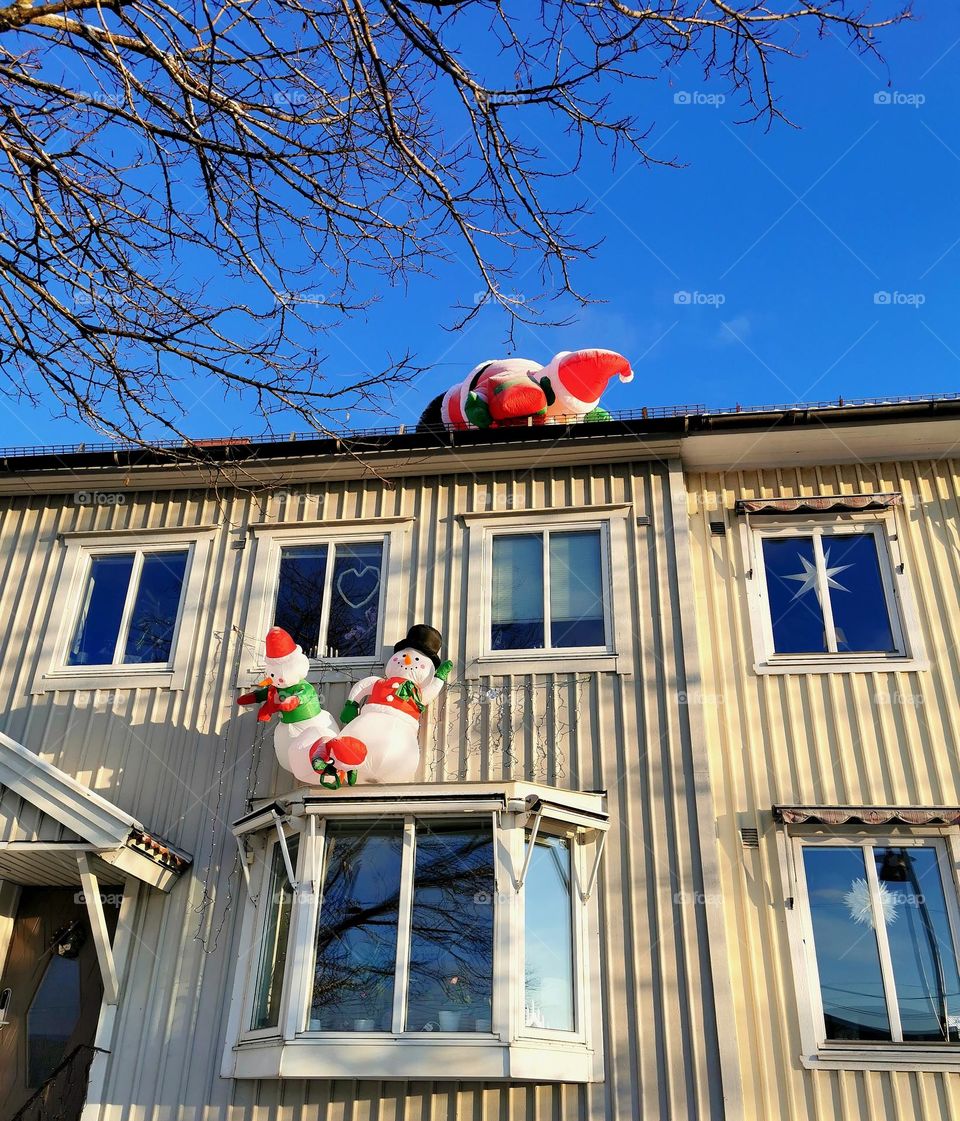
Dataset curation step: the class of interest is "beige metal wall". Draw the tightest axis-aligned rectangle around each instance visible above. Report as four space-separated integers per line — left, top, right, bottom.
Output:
0 450 728 1120
687 459 960 1121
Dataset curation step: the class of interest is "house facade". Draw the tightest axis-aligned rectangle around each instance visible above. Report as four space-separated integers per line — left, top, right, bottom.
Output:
684 400 960 1121
2 398 960 1121
0 421 734 1121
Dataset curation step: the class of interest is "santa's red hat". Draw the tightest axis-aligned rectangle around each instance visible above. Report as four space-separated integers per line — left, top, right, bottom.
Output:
553 349 633 405
265 626 297 659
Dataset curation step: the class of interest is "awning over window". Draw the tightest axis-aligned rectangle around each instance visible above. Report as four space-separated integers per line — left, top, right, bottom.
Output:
0 731 191 891
774 804 960 826
735 493 902 515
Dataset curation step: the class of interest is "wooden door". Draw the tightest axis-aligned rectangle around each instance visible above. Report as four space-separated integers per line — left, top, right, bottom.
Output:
0 885 116 1121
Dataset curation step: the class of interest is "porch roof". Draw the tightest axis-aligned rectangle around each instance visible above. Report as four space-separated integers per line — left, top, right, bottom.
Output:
0 731 191 892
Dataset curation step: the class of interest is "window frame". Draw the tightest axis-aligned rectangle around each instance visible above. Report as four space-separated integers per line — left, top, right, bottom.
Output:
463 505 632 674
223 783 607 1082
779 825 960 1071
240 520 410 684
32 528 213 693
741 512 925 674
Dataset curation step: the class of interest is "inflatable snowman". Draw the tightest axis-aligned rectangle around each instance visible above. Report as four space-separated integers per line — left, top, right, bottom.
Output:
313 624 453 786
237 626 339 784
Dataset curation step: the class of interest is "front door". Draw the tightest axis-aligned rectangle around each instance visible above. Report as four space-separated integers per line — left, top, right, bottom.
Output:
0 885 117 1121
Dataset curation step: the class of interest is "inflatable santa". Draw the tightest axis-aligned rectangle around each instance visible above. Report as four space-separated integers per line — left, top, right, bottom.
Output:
311 624 453 787
417 348 633 431
237 626 339 784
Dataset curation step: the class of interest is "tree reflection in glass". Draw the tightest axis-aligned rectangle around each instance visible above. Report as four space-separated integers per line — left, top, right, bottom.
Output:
310 822 403 1031
404 821 495 1032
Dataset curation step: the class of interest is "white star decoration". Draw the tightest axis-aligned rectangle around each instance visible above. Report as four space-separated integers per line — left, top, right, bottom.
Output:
844 877 899 928
784 548 852 602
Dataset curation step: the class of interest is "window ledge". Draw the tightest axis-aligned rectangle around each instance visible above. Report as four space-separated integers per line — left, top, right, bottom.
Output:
31 668 179 694
755 654 928 676
225 1036 599 1082
802 1045 960 1072
237 660 379 688
467 652 622 678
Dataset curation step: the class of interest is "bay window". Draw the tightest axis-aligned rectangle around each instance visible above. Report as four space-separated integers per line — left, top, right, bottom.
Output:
224 783 607 1082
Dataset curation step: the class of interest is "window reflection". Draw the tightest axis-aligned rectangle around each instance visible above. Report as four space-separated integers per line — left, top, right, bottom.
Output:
275 541 383 660
803 846 891 1040
524 833 575 1031
405 821 494 1032
492 534 544 650
311 822 403 1031
27 954 82 1086
874 846 960 1042
251 835 299 1031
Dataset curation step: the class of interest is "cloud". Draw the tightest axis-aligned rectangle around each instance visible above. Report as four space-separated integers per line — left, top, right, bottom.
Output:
715 315 751 346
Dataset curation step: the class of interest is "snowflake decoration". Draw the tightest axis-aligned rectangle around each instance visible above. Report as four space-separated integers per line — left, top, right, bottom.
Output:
844 877 899 927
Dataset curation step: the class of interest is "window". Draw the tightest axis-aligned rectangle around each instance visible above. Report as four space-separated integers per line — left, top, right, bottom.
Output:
225 783 607 1082
490 528 608 653
275 541 383 659
784 829 960 1069
27 954 82 1086
68 549 189 667
744 516 923 673
242 523 408 678
251 836 299 1031
34 530 212 692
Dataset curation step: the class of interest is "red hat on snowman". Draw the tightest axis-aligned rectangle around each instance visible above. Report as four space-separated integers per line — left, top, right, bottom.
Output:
265 626 298 660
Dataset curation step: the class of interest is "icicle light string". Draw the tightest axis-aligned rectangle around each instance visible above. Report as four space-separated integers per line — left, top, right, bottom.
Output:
427 677 589 782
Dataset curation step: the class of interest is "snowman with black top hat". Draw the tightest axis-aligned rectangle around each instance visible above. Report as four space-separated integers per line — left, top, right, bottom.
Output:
311 624 453 787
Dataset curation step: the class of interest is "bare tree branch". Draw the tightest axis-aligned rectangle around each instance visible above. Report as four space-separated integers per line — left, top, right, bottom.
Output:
0 0 911 447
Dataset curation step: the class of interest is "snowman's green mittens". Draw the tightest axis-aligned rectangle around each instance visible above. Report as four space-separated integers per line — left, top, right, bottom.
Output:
465 392 492 428
339 699 361 724
435 659 454 682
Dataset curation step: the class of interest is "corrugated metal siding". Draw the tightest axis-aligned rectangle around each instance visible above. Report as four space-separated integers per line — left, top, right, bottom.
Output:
0 458 725 1121
687 461 960 1121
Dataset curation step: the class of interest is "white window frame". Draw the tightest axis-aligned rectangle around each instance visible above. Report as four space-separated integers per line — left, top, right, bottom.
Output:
778 825 960 1071
463 504 632 675
222 782 607 1083
740 512 926 674
32 527 214 693
240 519 410 684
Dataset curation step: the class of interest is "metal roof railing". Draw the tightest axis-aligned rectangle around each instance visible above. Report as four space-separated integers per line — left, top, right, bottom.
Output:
0 391 957 462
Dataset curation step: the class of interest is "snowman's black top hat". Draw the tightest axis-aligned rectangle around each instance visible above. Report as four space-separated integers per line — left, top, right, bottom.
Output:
394 624 443 667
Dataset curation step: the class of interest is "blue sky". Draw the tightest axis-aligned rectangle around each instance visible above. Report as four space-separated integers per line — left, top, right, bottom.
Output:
8 4 959 446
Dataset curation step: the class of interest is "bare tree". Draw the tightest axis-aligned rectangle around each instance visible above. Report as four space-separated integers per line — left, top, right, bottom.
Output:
0 0 909 445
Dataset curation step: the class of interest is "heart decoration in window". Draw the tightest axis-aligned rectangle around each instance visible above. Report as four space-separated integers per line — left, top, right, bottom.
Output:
335 564 381 609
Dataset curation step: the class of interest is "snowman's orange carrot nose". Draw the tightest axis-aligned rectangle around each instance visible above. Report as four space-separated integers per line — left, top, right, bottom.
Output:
258 677 273 687
403 654 412 665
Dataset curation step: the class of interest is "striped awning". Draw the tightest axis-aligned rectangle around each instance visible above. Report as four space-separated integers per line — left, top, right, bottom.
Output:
774 805 960 827
735 493 902 515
